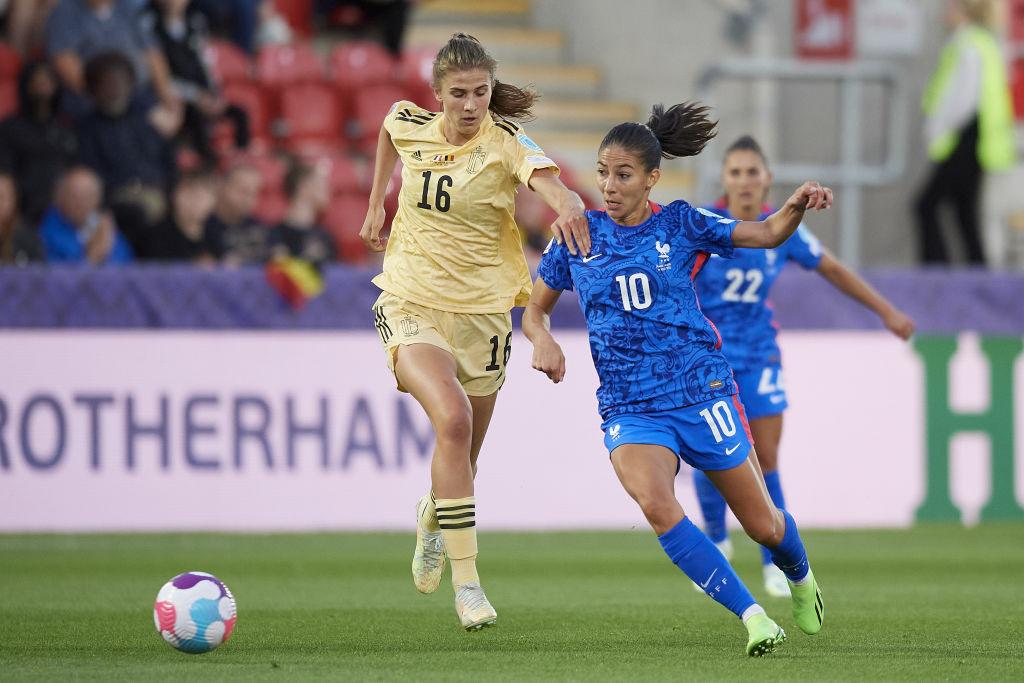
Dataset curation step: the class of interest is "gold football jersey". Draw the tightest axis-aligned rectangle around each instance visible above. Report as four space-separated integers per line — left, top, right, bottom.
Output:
371 100 559 313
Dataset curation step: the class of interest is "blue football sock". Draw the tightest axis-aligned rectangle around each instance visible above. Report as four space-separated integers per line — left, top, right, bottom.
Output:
769 510 810 582
759 471 787 566
658 516 757 619
692 470 728 544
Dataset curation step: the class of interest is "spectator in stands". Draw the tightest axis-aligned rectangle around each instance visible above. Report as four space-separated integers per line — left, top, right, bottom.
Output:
140 169 216 261
39 165 133 264
0 171 43 265
3 0 59 56
77 51 180 253
45 0 178 114
318 1 413 55
191 0 260 55
269 158 335 265
143 0 249 165
203 161 268 264
0 60 78 224
255 0 293 48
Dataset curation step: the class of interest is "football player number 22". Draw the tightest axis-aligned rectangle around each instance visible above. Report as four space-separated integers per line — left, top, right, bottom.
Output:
417 171 452 212
699 400 737 443
615 273 652 311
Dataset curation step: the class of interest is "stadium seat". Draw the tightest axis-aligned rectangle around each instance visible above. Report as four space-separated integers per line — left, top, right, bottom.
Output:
329 41 399 94
299 149 363 196
0 42 21 81
278 83 342 147
323 193 369 264
400 45 439 110
256 190 288 225
256 42 324 88
220 82 273 145
352 83 408 154
205 40 252 85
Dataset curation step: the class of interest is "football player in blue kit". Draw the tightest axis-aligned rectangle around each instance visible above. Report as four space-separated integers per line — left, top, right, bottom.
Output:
522 103 831 657
692 136 915 598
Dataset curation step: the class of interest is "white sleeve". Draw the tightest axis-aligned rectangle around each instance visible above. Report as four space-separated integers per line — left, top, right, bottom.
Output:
926 37 981 148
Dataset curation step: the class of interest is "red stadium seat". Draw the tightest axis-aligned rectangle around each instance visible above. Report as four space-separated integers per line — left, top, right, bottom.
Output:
352 83 407 153
205 40 252 85
329 41 399 93
0 42 22 81
256 43 324 88
400 45 439 109
323 193 369 263
256 190 288 225
299 149 363 195
0 79 17 118
220 82 273 144
279 83 342 146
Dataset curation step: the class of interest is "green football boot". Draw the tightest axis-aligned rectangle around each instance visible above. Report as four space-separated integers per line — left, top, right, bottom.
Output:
745 613 786 657
789 568 824 635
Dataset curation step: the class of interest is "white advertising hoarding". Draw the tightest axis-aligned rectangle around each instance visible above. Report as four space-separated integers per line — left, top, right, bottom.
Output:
0 331 1021 531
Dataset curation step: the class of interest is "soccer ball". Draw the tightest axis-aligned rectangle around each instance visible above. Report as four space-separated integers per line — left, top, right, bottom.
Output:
153 571 237 653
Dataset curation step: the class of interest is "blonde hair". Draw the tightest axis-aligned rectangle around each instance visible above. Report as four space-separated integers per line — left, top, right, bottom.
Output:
431 33 538 120
956 0 997 28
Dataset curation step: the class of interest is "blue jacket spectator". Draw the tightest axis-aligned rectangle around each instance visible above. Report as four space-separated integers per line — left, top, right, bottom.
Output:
40 167 133 265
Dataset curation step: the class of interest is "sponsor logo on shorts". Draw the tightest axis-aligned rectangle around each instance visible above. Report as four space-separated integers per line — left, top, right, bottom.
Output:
769 394 786 404
725 443 741 455
709 379 724 390
609 424 621 440
400 315 419 337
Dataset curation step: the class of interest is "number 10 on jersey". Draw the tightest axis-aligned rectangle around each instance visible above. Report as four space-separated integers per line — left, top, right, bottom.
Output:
615 273 652 311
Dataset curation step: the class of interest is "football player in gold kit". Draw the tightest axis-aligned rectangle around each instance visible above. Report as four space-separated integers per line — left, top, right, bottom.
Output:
360 33 589 630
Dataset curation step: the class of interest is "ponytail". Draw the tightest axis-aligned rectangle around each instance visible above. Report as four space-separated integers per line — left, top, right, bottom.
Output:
600 101 717 172
432 33 538 121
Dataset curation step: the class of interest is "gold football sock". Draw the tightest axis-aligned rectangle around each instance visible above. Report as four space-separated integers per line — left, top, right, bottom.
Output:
435 496 479 587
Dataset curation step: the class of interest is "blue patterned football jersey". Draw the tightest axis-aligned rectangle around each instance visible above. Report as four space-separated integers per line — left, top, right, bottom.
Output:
694 207 823 373
537 201 740 422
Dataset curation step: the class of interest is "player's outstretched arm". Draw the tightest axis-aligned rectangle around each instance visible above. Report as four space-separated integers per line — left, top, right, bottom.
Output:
359 125 400 252
522 278 566 383
816 252 916 340
732 181 833 249
528 169 590 257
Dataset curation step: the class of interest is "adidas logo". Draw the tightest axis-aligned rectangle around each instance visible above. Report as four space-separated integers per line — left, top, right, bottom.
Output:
412 150 422 161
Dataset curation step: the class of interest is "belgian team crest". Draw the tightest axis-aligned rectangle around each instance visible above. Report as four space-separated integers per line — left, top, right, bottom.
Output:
467 146 487 173
400 315 419 337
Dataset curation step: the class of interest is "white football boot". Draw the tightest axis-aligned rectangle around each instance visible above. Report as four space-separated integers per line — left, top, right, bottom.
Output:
412 495 445 594
762 563 792 598
454 582 497 631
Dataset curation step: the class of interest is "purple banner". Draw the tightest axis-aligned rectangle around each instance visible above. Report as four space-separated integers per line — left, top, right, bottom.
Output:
0 265 1020 333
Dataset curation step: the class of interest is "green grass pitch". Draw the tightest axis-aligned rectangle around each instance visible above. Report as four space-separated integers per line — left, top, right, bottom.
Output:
2 525 1023 681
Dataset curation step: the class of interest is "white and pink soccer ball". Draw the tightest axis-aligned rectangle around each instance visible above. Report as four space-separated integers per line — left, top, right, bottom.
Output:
153 571 237 653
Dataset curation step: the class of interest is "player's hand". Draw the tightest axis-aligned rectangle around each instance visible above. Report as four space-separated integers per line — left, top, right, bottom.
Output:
786 181 833 213
883 308 915 340
550 199 590 256
359 203 387 252
531 337 566 383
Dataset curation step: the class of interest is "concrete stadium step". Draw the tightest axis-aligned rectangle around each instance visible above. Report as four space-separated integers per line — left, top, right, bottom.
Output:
528 99 638 133
407 26 564 64
500 64 602 100
413 0 531 27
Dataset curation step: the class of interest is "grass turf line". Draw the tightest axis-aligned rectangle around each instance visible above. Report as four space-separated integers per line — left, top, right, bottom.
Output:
1 525 1023 681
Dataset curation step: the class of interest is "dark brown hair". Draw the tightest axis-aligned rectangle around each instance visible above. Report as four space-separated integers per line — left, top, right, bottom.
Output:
432 33 538 121
724 135 769 167
600 102 718 172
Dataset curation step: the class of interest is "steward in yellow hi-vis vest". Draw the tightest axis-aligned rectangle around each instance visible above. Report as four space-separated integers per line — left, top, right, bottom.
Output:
372 99 557 313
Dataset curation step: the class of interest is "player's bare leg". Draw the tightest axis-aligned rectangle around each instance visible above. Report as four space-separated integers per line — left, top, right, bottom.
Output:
611 445 784 656
706 452 823 635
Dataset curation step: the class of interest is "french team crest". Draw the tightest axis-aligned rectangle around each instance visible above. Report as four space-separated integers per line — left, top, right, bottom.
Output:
655 241 672 272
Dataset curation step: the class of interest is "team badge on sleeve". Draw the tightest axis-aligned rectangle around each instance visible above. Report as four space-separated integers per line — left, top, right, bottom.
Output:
696 207 736 224
517 132 543 152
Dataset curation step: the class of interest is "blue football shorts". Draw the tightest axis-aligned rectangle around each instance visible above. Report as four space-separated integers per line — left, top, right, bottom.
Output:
601 394 754 472
734 363 788 420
